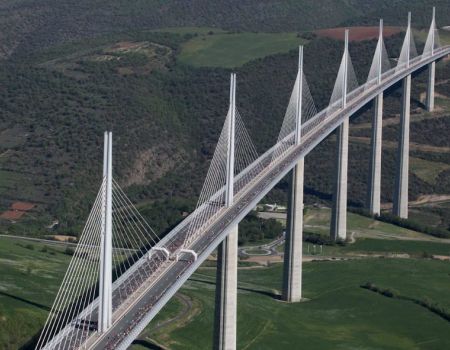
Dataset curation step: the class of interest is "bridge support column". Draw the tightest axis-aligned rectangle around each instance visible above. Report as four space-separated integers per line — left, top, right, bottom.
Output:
282 159 304 302
426 61 435 112
367 93 383 216
330 118 349 240
214 228 238 350
393 75 411 218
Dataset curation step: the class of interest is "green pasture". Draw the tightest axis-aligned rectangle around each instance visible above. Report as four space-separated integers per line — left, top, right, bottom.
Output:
135 259 450 349
178 32 307 68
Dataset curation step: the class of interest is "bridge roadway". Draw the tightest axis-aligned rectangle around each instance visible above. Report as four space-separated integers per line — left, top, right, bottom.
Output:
43 46 450 350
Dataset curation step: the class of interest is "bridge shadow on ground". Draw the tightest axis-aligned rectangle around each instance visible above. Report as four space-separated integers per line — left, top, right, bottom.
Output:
0 290 50 311
19 333 40 350
132 339 165 349
189 278 281 300
304 186 362 208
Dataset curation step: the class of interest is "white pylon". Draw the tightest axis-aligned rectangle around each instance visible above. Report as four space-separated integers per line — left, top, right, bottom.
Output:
225 73 236 207
424 7 437 57
99 131 113 333
342 29 349 108
295 46 304 144
406 12 411 67
377 19 383 84
396 12 413 72
431 7 435 56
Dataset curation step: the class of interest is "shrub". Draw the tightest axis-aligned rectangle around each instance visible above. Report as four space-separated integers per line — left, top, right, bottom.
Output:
376 213 450 239
64 246 75 256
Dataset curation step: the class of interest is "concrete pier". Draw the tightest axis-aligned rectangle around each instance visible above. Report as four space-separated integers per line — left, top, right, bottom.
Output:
393 75 411 218
282 159 304 302
367 93 383 216
213 227 238 350
330 118 349 240
426 61 435 112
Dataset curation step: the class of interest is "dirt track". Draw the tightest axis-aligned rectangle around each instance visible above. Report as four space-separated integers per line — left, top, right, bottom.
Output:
381 194 450 209
350 136 450 153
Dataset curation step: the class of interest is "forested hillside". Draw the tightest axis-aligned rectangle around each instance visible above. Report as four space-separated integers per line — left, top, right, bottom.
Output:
1 0 449 59
0 1 449 238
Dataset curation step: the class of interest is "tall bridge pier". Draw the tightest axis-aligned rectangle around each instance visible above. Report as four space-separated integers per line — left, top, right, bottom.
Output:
393 13 412 219
330 30 349 241
427 61 435 112
426 8 436 112
214 73 238 350
393 74 411 218
214 227 238 350
367 20 385 216
282 47 305 303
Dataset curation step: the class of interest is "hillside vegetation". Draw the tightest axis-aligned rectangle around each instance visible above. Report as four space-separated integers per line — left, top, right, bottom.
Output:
0 1 449 237
1 0 449 59
0 24 450 237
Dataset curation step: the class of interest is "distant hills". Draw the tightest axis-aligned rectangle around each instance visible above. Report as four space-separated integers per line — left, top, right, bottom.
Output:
1 0 449 59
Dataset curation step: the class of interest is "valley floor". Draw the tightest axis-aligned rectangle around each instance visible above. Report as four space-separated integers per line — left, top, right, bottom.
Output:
1 208 448 350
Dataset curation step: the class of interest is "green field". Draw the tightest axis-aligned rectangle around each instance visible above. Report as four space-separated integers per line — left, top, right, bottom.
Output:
414 29 450 46
172 23 450 71
410 157 450 185
349 238 450 255
1 224 450 349
153 27 226 35
279 237 450 257
134 259 450 349
304 207 429 239
178 32 307 68
438 29 450 45
0 237 71 349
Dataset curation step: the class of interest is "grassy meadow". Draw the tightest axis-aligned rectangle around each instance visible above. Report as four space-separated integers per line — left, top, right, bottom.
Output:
134 259 450 350
177 31 308 68
1 210 450 349
0 237 71 349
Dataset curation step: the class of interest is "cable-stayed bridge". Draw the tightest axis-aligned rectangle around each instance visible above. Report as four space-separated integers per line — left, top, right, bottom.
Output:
36 9 450 350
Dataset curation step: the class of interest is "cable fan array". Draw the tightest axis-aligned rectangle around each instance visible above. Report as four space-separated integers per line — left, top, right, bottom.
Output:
305 12 441 138
396 20 418 72
327 45 359 115
365 25 392 90
36 180 164 350
271 69 317 162
423 10 441 57
182 105 262 247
